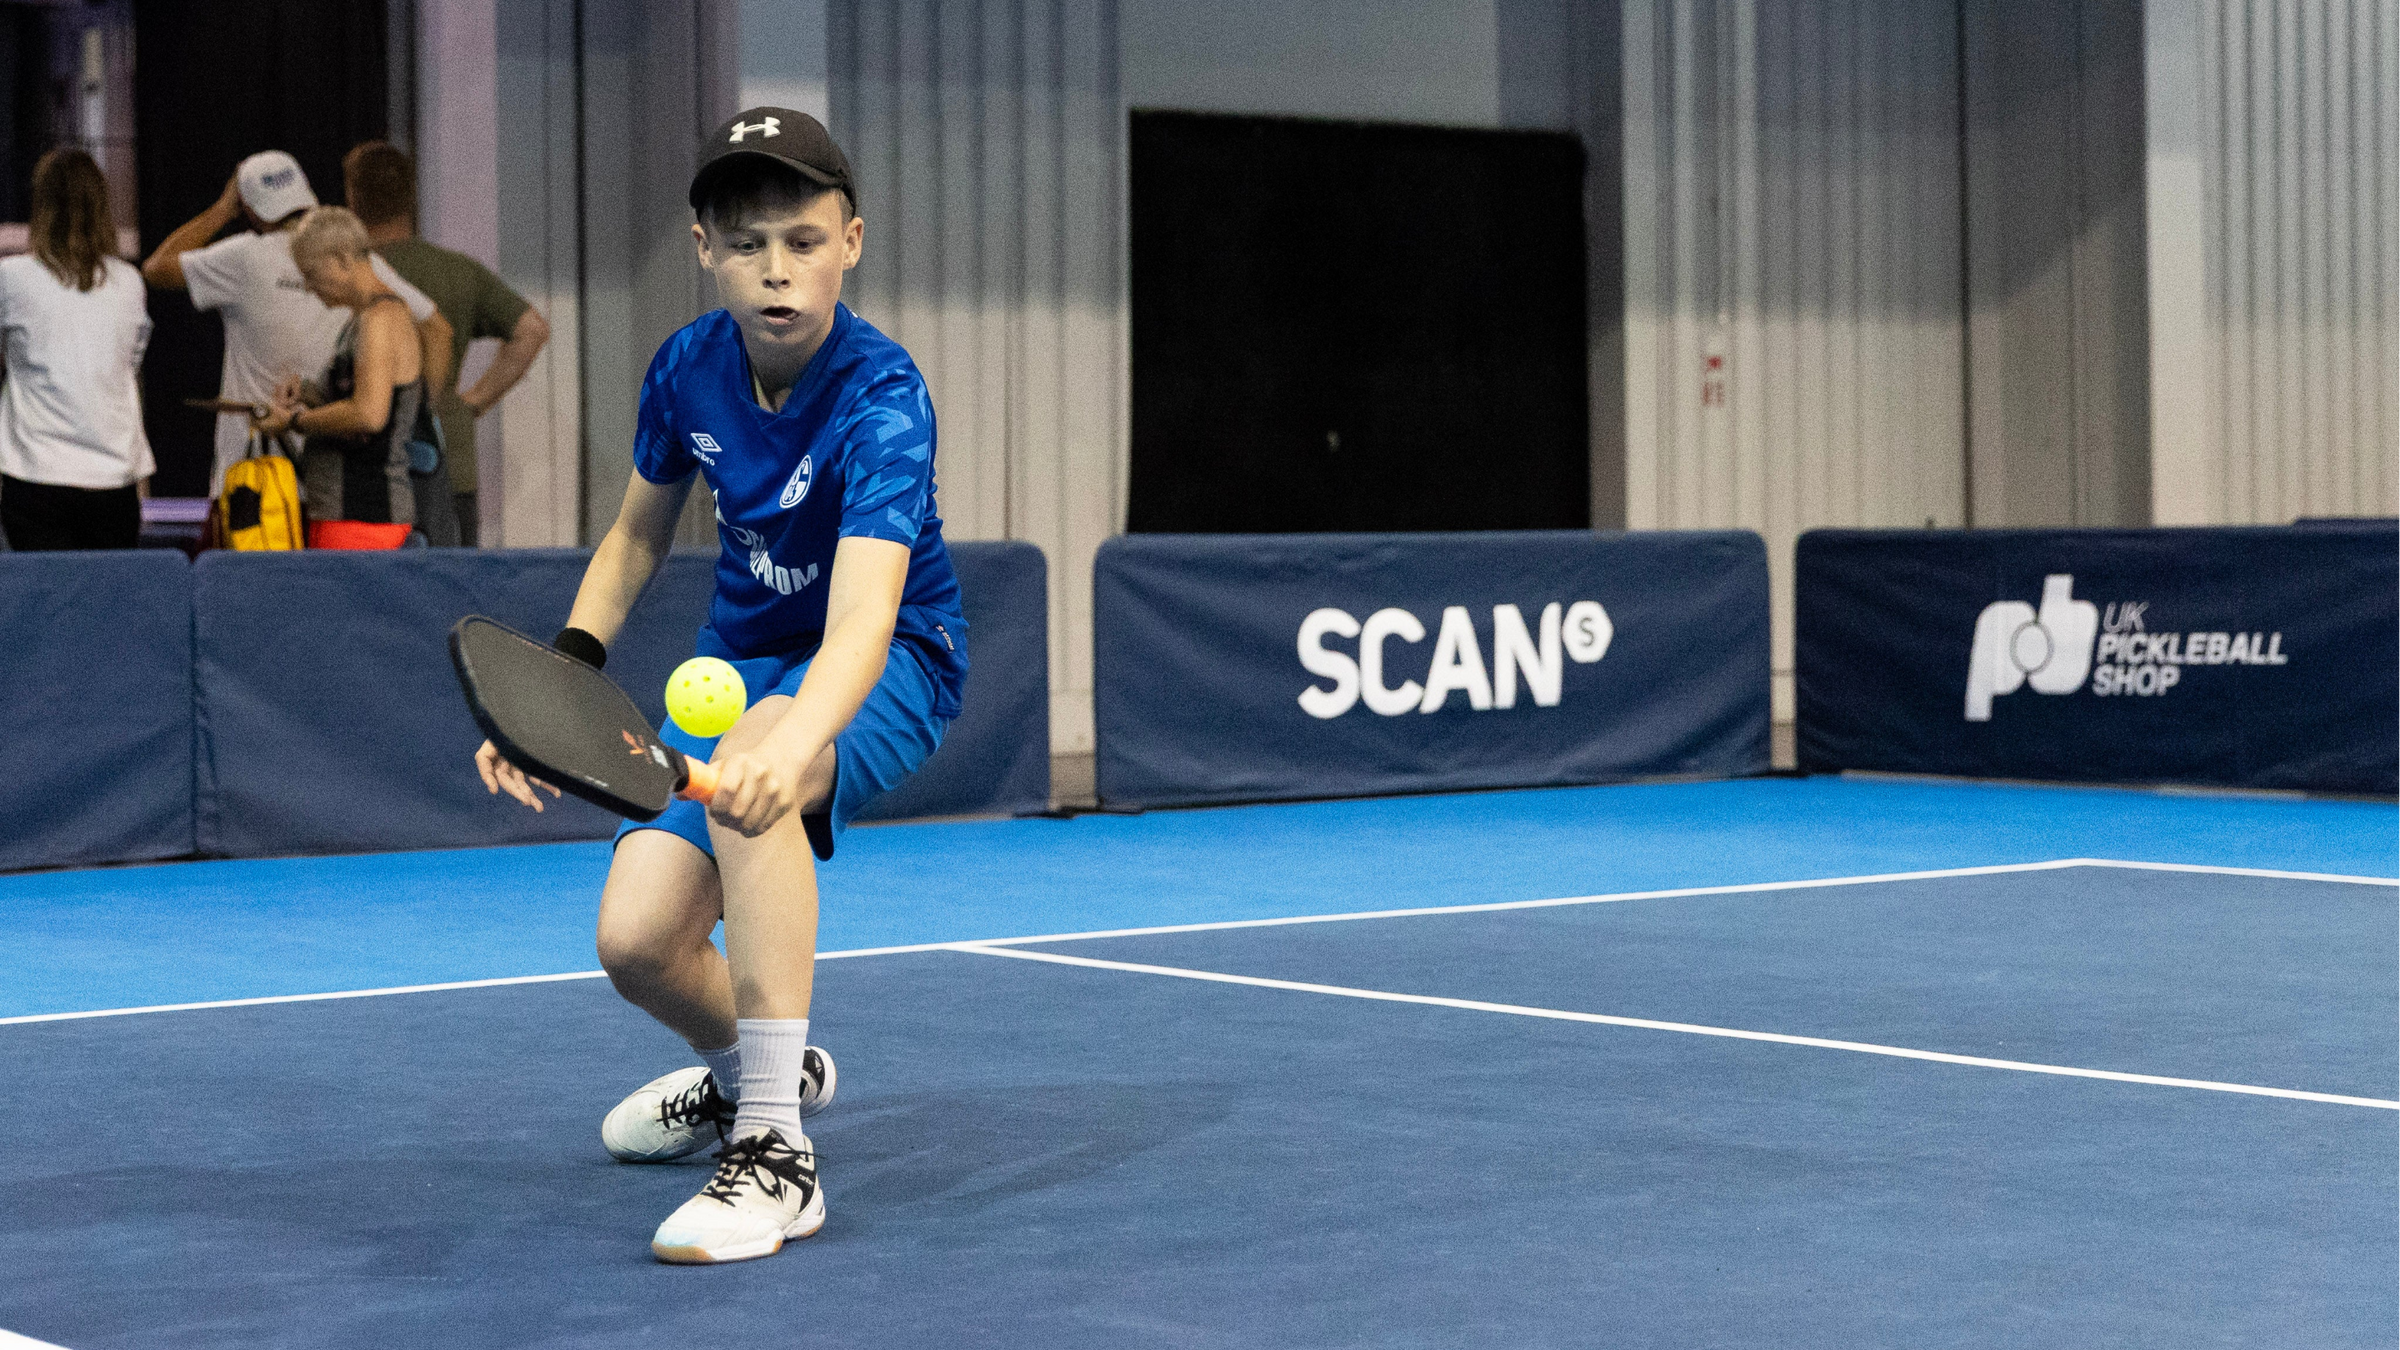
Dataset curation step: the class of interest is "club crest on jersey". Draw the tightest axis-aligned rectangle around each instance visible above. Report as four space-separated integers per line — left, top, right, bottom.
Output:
780 454 814 509
688 432 721 465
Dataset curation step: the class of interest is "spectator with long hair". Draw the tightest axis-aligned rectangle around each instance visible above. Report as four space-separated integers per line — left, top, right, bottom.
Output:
0 147 152 551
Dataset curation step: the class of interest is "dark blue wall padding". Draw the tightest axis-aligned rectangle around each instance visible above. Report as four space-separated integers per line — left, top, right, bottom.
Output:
1797 525 2400 793
193 543 1050 858
1094 531 1771 807
193 549 716 857
854 540 1050 822
0 551 195 871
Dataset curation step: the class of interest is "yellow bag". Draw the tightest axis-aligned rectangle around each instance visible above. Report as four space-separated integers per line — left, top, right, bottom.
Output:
206 431 304 551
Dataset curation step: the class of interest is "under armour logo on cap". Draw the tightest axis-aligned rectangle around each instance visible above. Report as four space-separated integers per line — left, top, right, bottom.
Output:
691 107 854 211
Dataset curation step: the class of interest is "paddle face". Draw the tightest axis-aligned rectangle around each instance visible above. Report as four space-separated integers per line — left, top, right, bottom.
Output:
450 616 694 821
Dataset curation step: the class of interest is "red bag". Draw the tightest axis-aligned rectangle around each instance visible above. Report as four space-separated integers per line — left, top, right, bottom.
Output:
308 520 412 550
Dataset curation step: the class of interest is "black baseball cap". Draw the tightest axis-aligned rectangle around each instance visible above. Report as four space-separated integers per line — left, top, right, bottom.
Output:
689 107 854 212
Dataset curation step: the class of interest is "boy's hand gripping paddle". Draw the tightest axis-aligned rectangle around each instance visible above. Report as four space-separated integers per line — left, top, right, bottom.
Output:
449 615 719 821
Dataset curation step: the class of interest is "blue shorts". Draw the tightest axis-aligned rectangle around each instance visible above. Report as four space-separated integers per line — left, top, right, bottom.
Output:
616 632 950 862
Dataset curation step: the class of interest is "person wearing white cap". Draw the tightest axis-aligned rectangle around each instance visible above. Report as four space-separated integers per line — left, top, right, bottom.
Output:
143 150 454 516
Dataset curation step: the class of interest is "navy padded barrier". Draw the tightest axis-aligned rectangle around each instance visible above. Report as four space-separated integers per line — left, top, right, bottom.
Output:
1095 531 1771 807
0 551 195 871
193 549 715 856
194 543 1049 858
1797 525 2400 793
854 540 1050 822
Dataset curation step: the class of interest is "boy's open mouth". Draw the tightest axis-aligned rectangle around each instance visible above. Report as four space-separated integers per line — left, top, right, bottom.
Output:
759 305 799 325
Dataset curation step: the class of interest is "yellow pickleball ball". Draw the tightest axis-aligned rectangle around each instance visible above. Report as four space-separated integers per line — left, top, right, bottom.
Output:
665 657 748 738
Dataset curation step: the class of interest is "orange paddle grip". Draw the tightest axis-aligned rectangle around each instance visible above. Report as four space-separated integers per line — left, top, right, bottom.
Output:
679 758 721 803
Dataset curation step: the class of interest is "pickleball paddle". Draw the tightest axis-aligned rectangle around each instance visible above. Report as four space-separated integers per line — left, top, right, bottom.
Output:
182 397 271 417
449 615 719 821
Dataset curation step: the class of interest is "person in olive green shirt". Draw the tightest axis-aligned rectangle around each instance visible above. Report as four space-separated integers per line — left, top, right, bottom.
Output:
343 141 551 546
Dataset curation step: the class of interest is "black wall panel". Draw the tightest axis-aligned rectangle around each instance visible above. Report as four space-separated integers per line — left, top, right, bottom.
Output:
133 0 389 498
1129 110 1588 534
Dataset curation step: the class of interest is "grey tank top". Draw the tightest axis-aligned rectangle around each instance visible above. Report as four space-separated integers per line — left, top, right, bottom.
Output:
302 294 432 525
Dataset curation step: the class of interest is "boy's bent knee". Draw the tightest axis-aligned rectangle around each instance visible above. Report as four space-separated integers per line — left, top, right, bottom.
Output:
596 924 676 989
596 830 721 991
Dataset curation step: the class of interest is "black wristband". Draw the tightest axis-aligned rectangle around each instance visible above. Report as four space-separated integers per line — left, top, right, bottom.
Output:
553 626 607 669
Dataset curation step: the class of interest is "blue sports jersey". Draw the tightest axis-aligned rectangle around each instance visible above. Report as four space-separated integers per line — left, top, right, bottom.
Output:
632 304 967 719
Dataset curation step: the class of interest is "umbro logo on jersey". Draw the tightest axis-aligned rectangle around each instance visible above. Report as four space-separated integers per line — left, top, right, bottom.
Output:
689 432 721 465
780 454 814 509
730 117 781 143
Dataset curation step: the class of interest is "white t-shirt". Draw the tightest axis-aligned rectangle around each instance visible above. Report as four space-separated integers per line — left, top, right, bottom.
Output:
181 230 436 495
0 254 154 490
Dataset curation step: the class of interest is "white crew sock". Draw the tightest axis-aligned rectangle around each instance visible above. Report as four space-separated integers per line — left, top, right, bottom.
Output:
696 1041 742 1100
731 1018 810 1142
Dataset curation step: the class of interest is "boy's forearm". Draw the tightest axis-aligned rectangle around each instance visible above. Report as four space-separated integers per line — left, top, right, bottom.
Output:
760 610 895 770
566 524 667 649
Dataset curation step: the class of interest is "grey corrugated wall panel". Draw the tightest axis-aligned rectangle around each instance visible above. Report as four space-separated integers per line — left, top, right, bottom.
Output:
576 0 738 548
1624 0 1966 720
830 0 1124 753
1962 0 2155 531
478 0 587 549
2189 0 2398 522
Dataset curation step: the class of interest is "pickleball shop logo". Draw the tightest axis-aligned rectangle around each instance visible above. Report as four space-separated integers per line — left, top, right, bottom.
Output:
1295 601 1611 719
1965 576 2097 720
1964 574 2289 720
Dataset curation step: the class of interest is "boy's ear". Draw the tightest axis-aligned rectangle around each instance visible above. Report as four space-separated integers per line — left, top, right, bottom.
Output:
842 214 863 270
691 221 713 269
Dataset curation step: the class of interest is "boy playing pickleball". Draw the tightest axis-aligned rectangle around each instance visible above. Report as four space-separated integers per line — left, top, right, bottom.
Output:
475 108 965 1264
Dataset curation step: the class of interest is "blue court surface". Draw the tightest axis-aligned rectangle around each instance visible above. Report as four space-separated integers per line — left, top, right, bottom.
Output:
2 776 2394 1347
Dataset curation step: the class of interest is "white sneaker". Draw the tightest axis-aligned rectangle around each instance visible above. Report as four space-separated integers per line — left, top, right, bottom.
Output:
650 1127 825 1264
602 1066 733 1162
796 1044 838 1119
601 1048 837 1163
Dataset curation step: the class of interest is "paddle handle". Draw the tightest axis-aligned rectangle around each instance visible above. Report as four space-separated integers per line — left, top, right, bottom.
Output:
679 757 721 803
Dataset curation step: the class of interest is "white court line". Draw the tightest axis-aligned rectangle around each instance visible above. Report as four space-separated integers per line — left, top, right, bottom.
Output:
2066 858 2398 885
816 857 2397 957
4 858 2390 1027
820 855 2102 951
0 1328 71 1349
953 943 2400 1112
0 971 606 1027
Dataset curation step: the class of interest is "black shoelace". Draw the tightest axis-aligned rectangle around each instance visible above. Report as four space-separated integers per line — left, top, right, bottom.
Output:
658 1072 737 1138
698 1131 817 1208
